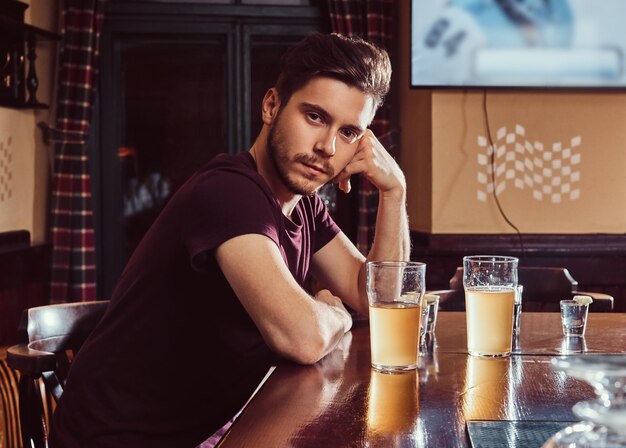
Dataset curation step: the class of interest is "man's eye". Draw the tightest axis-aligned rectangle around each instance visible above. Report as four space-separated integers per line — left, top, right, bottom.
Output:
340 129 357 141
307 112 322 122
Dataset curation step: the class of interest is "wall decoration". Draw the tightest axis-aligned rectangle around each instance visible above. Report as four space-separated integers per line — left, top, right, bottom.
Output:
476 125 581 204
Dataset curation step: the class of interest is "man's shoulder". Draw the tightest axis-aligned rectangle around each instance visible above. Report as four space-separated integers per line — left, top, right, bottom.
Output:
199 151 256 177
173 152 279 223
191 151 270 195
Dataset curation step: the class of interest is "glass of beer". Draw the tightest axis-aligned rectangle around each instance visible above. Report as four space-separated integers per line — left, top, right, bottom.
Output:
367 261 426 372
463 255 518 357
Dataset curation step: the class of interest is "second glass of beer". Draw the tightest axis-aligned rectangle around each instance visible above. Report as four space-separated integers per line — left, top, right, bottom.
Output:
463 255 518 357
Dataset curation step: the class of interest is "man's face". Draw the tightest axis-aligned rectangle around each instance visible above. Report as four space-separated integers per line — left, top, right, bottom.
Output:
266 77 375 197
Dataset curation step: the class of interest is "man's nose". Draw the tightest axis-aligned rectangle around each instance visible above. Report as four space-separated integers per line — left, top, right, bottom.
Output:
314 130 336 157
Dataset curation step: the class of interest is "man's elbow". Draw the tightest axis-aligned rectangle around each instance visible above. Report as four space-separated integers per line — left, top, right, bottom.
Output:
270 334 328 365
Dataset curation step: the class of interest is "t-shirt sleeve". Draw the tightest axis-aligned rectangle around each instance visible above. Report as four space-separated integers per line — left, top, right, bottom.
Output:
311 194 341 253
180 170 282 272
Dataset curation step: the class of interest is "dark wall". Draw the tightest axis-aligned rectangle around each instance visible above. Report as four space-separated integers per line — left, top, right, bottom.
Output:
0 231 50 345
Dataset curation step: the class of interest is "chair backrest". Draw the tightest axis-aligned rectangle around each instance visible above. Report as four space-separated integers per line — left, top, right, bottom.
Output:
7 300 108 448
23 301 109 356
518 267 576 311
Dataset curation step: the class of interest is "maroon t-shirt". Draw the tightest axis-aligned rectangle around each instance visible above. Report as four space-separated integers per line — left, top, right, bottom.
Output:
49 152 340 448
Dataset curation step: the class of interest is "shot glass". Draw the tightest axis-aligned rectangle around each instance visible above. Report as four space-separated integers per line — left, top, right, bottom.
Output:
463 255 518 358
419 294 439 353
560 300 589 337
512 285 523 335
367 261 426 372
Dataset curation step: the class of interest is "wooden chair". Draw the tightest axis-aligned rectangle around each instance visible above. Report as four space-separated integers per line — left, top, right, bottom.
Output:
0 349 21 448
6 301 109 448
433 267 614 312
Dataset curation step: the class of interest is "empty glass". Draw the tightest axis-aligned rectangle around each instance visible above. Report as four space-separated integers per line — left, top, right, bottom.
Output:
513 284 523 335
560 300 589 337
420 294 439 353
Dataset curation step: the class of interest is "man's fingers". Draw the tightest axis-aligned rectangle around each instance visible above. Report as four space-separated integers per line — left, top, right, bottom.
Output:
341 128 405 195
333 170 352 193
338 178 351 193
334 155 372 194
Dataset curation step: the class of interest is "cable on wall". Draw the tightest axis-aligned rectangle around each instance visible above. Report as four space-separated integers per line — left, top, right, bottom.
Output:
482 89 525 257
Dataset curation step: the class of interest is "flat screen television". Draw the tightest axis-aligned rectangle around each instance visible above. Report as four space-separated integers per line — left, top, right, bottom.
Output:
411 0 626 88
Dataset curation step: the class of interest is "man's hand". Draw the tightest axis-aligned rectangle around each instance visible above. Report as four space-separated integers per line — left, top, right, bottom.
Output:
333 129 406 197
311 129 411 317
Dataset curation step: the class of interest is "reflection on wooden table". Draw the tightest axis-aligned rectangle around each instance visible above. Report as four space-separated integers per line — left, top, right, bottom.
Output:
463 356 511 421
218 313 626 447
367 369 419 444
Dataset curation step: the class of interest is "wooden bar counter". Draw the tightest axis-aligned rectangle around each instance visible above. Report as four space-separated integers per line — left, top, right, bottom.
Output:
218 313 626 447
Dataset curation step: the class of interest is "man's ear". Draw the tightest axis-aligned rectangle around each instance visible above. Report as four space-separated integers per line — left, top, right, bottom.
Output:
262 88 282 125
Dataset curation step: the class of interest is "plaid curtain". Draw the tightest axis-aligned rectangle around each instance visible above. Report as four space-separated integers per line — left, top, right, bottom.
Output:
49 0 105 303
327 0 394 254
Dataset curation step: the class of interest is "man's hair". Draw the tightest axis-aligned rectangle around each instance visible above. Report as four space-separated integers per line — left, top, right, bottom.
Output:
275 32 392 111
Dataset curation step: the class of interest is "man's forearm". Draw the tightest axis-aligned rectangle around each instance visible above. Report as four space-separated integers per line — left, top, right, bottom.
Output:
322 129 411 316
355 187 411 313
367 188 411 262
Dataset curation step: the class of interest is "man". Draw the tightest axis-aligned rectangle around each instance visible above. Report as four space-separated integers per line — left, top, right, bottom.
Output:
50 32 409 448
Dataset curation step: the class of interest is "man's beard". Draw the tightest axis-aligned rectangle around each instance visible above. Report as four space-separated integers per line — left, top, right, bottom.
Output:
267 117 335 197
